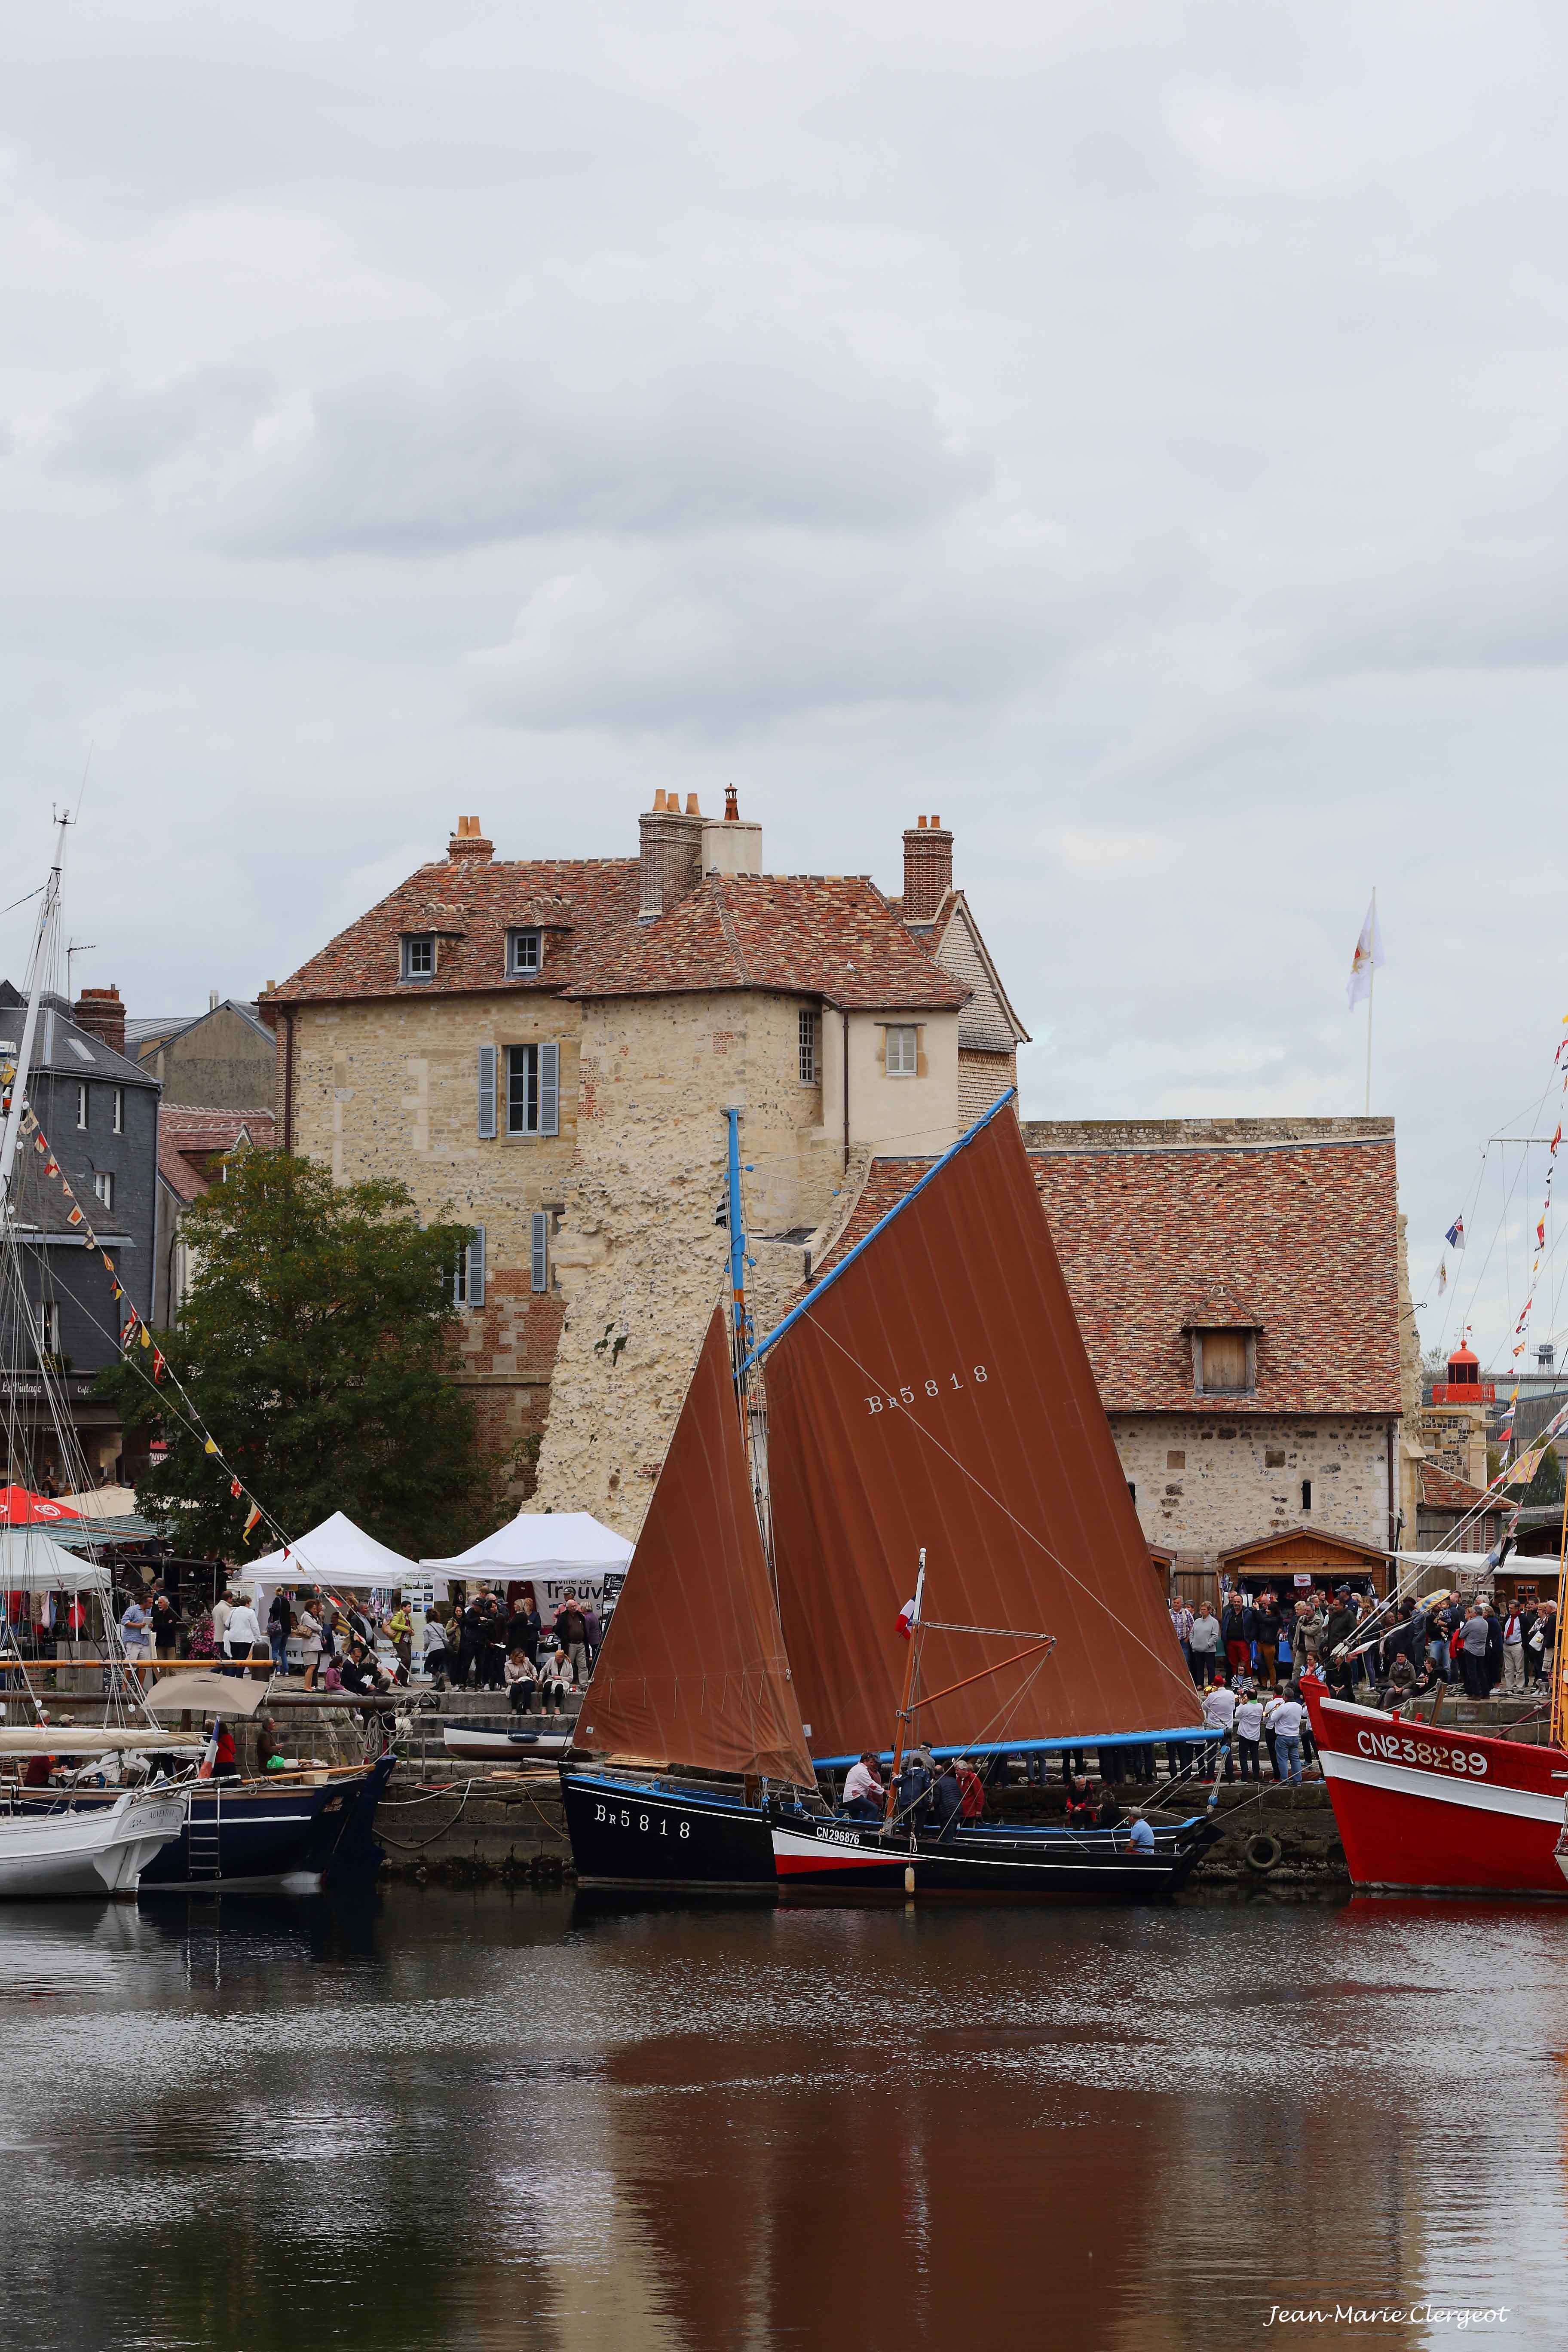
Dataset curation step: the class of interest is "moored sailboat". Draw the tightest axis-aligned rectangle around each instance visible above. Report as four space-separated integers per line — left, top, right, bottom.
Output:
563 1096 1218 1898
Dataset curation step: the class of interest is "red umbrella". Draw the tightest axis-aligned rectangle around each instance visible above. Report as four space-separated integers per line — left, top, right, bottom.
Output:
0 1487 83 1525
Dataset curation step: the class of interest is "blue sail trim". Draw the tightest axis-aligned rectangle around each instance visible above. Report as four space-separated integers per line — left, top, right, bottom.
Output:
812 1727 1214 1770
738 1087 1018 1377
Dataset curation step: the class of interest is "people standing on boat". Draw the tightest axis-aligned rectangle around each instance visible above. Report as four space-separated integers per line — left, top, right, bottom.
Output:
1188 1602 1221 1686
929 1760 963 1838
1234 1688 1264 1781
1253 1591 1282 1689
956 1758 985 1829
1221 1590 1253 1683
897 1750 933 1826
505 1647 540 1713
841 1753 883 1819
1201 1674 1235 1781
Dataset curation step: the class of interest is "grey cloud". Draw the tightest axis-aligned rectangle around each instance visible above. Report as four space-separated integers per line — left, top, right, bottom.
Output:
222 355 989 557
52 367 276 481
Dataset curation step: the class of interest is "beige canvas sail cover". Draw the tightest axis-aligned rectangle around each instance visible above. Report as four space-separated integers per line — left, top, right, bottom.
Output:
761 1106 1203 1759
573 1308 813 1783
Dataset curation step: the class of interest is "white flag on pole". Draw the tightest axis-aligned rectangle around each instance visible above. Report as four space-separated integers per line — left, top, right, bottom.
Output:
1346 894 1384 1010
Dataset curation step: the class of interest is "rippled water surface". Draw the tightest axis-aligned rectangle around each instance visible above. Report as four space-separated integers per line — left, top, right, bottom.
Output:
2 1887 1563 2349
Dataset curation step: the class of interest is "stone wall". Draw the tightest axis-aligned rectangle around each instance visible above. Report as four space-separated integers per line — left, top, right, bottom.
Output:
1418 1402 1488 1488
1111 1414 1393 1566
532 990 857 1532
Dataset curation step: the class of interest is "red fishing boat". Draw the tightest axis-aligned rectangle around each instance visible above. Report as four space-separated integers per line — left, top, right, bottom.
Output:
1303 1682 1568 1896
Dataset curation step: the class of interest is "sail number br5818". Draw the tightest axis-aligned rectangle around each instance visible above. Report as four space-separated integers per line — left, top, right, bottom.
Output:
866 1368 987 1414
593 1801 691 1838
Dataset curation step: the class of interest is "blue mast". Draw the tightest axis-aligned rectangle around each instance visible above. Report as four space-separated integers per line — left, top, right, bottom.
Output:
724 1105 746 1363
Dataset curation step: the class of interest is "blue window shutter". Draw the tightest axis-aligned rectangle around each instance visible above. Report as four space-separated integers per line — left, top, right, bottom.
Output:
467 1224 486 1308
478 1044 497 1139
540 1041 559 1136
530 1211 549 1293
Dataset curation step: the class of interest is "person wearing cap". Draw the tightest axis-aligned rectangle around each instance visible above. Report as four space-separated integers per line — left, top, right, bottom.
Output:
1123 1807 1155 1853
842 1753 883 1819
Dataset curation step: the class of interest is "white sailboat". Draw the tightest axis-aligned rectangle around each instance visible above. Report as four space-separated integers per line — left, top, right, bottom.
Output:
0 1784 189 1898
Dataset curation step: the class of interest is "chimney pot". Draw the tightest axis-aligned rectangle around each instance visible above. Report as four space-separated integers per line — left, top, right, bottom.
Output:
686 793 701 817
73 985 126 1059
901 815 953 922
652 789 667 811
724 785 738 822
448 816 494 864
917 814 927 830
209 990 219 1012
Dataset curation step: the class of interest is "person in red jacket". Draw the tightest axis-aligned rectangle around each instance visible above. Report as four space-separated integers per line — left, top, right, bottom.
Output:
956 1756 985 1828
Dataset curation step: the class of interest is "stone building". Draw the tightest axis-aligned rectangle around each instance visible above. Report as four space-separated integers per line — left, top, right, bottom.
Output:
263 795 1021 1519
0 981 161 1485
126 996 277 1113
814 1115 1414 1596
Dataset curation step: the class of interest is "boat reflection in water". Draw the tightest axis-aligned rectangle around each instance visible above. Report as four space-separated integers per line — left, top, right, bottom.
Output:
565 1099 1214 1898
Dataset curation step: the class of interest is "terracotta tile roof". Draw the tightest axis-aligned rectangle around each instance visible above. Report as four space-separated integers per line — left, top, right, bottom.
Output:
1418 1462 1497 1514
564 873 969 1011
814 1119 1403 1417
158 1107 276 1204
266 859 642 1006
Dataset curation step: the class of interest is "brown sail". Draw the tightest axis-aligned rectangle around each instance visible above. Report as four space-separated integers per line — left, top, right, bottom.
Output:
573 1307 814 1784
757 1104 1203 1761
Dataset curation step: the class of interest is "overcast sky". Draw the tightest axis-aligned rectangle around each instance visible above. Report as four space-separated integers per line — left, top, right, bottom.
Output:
3 2 1567 1372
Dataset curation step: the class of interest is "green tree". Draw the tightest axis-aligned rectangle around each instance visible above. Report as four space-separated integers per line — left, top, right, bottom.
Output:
98 1152 502 1558
1523 1442 1565 1509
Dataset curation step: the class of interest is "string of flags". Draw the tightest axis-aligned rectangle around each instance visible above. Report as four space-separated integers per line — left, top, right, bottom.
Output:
17 1102 283 1553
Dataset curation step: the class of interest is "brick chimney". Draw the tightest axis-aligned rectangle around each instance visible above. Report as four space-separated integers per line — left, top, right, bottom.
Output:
639 790 705 921
447 813 494 864
902 814 953 922
74 985 126 1058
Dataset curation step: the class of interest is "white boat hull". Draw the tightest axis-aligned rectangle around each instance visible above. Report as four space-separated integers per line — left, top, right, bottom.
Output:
442 1726 570 1762
0 1788 190 1899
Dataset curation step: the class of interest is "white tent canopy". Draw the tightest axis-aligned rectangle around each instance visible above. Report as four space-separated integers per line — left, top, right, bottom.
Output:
0 1527 112 1595
243 1511 433 1609
423 1509 633 1619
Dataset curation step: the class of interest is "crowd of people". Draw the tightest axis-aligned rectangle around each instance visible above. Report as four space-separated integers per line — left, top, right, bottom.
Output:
1170 1582 1556 1710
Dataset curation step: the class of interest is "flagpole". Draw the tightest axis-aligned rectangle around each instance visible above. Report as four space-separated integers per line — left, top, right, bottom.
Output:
1364 885 1375 1116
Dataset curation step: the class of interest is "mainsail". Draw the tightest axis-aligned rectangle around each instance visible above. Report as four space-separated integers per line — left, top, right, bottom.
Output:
572 1308 813 1784
756 1104 1203 1760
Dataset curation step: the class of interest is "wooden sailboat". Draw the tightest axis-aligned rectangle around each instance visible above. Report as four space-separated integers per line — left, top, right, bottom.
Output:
561 1096 1219 1898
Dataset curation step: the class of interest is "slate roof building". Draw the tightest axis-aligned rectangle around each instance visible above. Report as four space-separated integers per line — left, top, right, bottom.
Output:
813 1114 1416 1596
0 981 160 1488
264 793 1021 1527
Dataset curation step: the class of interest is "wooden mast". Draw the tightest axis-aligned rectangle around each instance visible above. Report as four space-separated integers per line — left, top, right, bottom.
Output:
884 1549 926 1822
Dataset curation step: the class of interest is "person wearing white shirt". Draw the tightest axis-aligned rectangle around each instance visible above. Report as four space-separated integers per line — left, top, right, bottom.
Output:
842 1753 884 1820
224 1598 262 1678
1265 1693 1305 1785
1234 1692 1265 1782
1502 1608 1526 1694
1200 1678 1235 1782
211 1592 233 1652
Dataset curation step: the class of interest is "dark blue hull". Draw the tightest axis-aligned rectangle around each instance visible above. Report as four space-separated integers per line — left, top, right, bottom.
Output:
561 1770 775 1893
18 1757 396 1893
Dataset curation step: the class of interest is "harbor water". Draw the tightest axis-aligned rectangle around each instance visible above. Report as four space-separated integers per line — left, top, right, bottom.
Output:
2 1886 1562 2349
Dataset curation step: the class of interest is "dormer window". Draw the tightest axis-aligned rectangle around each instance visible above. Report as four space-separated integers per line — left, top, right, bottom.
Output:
401 934 435 981
1182 1295 1263 1400
508 928 542 976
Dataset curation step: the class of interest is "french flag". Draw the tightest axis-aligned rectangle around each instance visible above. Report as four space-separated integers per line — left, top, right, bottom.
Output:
896 1594 920 1641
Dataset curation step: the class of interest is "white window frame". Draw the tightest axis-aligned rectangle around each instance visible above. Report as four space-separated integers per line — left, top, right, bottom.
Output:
505 1042 559 1137
112 1087 124 1135
885 1025 918 1078
451 1225 486 1309
36 1300 60 1354
76 1081 89 1129
401 934 436 981
798 1006 817 1085
93 1170 114 1210
508 928 543 976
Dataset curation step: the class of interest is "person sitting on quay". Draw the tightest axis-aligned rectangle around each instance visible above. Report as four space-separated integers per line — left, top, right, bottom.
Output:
339 1636 394 1722
1122 1806 1155 1853
539 1647 576 1715
505 1646 541 1714
841 1752 883 1819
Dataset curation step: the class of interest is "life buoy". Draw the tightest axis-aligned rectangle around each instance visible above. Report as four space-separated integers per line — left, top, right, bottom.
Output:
1245 1831 1283 1873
